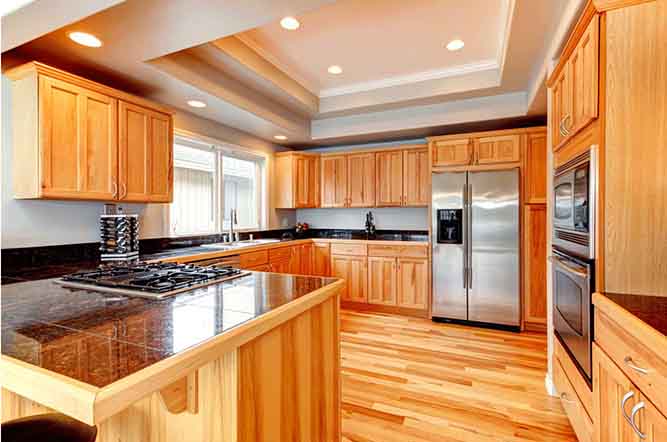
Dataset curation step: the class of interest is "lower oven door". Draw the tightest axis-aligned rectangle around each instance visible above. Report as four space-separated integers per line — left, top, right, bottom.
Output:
551 250 593 379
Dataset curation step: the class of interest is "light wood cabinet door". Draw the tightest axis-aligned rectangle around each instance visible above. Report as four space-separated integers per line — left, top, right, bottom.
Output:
403 149 429 206
594 344 643 442
431 139 472 167
39 75 118 200
524 131 547 204
295 155 319 208
397 258 429 309
288 246 301 275
312 242 331 276
474 135 520 165
331 254 367 302
119 101 173 202
347 153 375 207
570 15 599 136
376 150 403 206
550 68 571 149
299 243 313 275
523 205 547 329
269 259 291 274
367 257 397 305
638 393 667 442
321 155 347 207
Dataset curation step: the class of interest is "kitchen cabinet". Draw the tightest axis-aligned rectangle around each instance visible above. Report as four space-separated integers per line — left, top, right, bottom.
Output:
274 152 319 208
269 259 291 274
289 245 301 274
549 15 599 150
298 243 313 275
553 358 593 442
367 257 397 305
119 101 172 203
402 149 429 206
320 155 348 208
247 264 271 272
523 205 547 331
524 131 547 204
347 153 376 207
431 139 472 167
331 254 367 303
268 246 292 273
375 150 403 206
396 258 429 309
311 242 331 276
474 135 520 165
7 62 173 203
239 250 269 269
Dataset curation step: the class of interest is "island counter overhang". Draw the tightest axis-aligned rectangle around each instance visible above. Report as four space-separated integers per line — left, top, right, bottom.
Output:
1 275 345 442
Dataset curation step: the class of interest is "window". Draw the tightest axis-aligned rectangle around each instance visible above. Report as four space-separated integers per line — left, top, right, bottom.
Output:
170 137 263 236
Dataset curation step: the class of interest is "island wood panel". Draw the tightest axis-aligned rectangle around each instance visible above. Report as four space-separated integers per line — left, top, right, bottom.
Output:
239 250 269 269
375 150 403 206
402 148 429 206
523 205 547 331
367 256 397 305
321 155 347 208
604 0 667 296
347 153 375 207
39 75 118 200
238 295 340 442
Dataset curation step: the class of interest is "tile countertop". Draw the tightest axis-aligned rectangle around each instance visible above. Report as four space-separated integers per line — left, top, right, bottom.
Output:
598 292 667 336
1 272 339 387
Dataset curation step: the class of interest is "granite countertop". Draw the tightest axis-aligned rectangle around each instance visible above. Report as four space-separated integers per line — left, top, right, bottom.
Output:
1 273 338 387
601 292 667 336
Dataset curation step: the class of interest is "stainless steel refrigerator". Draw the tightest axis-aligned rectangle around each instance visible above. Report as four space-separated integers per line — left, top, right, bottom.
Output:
431 169 520 328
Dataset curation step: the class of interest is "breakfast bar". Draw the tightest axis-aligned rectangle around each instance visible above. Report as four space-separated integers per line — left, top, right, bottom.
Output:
1 272 344 442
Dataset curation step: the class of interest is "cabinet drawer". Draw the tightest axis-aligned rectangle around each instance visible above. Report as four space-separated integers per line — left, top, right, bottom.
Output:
554 336 593 416
367 244 427 258
330 242 367 256
553 359 594 442
595 309 667 412
240 250 269 268
269 247 293 262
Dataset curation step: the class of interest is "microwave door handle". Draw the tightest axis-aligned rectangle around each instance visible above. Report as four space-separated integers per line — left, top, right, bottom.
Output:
549 256 588 278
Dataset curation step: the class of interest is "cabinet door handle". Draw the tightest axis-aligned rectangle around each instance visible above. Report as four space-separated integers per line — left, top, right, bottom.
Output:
624 356 648 375
629 402 647 440
120 183 127 199
112 181 118 198
559 119 566 137
621 391 635 425
562 114 572 135
560 392 576 404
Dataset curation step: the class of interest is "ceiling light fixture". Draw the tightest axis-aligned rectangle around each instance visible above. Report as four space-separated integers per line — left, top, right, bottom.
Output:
446 39 465 51
187 100 207 108
274 135 288 141
327 65 343 75
68 31 103 48
280 16 300 30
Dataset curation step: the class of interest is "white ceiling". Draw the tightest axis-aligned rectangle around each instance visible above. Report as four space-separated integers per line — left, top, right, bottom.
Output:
1 0 584 148
240 0 508 95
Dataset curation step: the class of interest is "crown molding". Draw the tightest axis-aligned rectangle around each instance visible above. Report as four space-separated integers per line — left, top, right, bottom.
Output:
318 59 499 98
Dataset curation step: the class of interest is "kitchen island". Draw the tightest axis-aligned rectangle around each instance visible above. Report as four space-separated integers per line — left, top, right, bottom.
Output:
1 272 344 442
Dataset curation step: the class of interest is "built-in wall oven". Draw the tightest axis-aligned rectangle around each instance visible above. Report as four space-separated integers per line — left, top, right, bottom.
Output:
551 145 598 383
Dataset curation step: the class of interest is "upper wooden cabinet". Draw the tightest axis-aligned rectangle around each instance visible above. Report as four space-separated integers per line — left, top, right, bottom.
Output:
431 139 472 167
274 152 320 209
320 155 347 208
8 62 173 203
376 150 404 206
474 135 520 165
347 153 376 207
402 148 429 206
524 131 548 204
548 14 599 150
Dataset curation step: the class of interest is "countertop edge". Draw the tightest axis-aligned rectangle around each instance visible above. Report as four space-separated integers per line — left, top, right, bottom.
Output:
592 292 667 342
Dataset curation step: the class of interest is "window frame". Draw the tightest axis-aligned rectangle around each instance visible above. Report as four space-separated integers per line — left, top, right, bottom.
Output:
168 132 267 238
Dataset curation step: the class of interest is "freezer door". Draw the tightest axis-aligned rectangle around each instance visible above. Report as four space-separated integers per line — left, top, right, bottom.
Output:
468 169 520 326
431 172 467 320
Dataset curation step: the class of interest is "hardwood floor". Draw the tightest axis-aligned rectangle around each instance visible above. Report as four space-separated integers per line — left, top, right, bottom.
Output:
340 310 577 442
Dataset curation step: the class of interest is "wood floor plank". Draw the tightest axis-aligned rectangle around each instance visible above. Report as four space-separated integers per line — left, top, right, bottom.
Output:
340 310 576 442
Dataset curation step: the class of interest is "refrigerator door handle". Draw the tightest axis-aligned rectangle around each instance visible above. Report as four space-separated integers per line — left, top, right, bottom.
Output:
467 183 473 289
462 183 468 289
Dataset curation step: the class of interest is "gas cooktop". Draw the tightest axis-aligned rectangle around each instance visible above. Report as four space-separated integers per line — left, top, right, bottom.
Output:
56 262 248 299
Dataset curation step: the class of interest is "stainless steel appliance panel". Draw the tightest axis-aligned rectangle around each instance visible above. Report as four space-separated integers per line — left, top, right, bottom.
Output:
431 172 467 320
468 169 520 326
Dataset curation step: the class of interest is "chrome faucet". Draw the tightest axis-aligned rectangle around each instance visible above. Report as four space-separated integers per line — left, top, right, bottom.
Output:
228 208 238 243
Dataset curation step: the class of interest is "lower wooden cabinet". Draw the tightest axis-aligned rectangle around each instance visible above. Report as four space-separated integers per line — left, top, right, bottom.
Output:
331 254 368 302
367 257 397 305
396 258 429 309
593 343 667 442
269 259 291 274
246 264 270 272
312 242 331 276
299 243 313 275
523 204 547 331
553 357 593 442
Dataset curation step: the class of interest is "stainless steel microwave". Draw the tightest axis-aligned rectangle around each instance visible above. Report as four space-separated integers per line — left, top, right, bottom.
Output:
553 146 598 259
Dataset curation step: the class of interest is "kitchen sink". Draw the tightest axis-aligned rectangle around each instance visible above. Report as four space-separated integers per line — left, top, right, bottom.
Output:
200 239 280 251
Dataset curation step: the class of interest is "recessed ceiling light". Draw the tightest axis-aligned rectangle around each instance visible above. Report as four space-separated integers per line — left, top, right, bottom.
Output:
446 39 465 51
274 135 288 141
327 65 343 75
68 32 102 48
280 16 300 30
187 100 207 108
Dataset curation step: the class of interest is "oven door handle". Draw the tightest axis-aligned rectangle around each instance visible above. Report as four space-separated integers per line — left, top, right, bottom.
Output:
549 256 589 278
